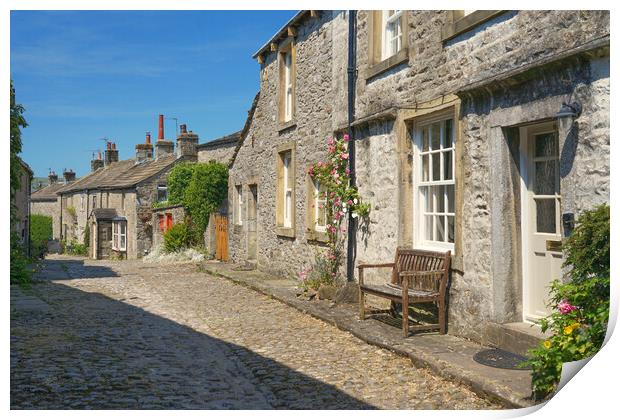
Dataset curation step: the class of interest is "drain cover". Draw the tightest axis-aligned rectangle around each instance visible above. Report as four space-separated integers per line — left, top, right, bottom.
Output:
473 349 531 370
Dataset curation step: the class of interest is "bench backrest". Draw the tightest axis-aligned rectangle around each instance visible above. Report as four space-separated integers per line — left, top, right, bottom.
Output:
390 248 451 293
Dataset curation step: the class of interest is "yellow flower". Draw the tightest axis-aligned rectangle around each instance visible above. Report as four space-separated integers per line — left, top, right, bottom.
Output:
543 340 552 349
564 326 574 335
571 322 581 330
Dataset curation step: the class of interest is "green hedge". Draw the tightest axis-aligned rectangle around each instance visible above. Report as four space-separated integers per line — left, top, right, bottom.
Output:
163 222 193 253
30 214 52 258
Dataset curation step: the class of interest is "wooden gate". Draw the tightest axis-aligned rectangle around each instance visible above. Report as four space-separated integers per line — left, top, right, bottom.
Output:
214 214 229 262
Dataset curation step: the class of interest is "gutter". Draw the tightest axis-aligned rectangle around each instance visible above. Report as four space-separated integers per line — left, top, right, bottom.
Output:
346 10 357 282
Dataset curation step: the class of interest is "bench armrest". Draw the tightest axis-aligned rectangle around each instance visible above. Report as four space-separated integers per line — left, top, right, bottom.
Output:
358 263 395 269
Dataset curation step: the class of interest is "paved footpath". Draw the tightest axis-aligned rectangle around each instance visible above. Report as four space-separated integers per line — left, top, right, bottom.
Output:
11 255 499 409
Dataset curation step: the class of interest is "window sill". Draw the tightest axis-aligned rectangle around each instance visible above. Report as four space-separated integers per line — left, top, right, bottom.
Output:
276 226 295 238
441 10 506 42
306 229 328 243
278 119 297 133
365 47 409 81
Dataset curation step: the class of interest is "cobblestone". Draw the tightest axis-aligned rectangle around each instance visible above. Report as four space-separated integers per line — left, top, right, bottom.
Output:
11 255 499 409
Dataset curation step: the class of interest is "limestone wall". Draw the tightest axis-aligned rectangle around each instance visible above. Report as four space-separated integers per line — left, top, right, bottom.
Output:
152 205 186 248
197 142 237 166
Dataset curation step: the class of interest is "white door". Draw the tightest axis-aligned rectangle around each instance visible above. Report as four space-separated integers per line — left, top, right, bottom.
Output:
521 123 563 321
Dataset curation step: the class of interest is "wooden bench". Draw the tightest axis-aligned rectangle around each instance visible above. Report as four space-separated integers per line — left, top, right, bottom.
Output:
358 248 451 337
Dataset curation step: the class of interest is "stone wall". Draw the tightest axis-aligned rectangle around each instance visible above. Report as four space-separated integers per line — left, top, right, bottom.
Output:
197 142 237 165
12 165 31 247
229 11 349 278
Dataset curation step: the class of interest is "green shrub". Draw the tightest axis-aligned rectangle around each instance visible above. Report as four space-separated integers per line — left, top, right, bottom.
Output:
10 232 31 286
163 222 193 253
64 241 88 256
167 162 195 205
30 214 53 258
526 204 610 400
183 161 229 241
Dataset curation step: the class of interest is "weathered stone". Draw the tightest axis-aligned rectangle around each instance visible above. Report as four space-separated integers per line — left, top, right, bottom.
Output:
318 284 337 300
335 282 359 304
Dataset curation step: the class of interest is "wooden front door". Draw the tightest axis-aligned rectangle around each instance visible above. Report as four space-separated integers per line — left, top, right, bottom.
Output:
214 214 229 262
520 122 563 321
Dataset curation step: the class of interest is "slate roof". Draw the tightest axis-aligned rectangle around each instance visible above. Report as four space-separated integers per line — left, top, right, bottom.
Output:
57 154 180 195
31 182 70 201
197 131 241 150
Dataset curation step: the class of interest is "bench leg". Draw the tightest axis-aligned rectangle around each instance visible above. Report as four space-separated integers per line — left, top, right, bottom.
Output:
402 298 409 338
359 288 365 320
438 299 446 334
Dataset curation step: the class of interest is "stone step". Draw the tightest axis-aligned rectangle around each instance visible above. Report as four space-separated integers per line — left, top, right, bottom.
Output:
484 322 551 357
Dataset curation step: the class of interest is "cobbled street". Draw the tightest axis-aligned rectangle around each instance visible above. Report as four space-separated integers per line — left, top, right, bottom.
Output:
11 255 499 409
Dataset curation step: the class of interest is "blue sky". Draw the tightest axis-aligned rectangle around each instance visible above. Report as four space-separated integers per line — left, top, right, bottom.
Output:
10 10 297 177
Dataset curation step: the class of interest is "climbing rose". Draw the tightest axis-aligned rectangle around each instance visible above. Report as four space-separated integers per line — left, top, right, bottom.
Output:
558 300 578 315
341 153 349 160
343 134 350 141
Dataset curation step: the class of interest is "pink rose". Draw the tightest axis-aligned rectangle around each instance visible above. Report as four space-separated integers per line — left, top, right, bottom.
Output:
347 200 353 206
343 134 350 141
327 138 335 146
558 300 578 315
345 168 350 175
341 153 349 160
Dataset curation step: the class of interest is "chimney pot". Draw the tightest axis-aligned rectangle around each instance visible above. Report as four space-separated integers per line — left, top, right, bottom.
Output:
180 124 187 134
158 114 164 140
146 132 151 144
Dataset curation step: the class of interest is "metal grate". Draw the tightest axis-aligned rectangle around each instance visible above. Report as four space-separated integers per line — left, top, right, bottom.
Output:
473 348 531 370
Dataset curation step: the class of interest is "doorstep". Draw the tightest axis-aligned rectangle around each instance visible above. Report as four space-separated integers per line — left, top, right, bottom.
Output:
200 260 538 409
485 322 551 357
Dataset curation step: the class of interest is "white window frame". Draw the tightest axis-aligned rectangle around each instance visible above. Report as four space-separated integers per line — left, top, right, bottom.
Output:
283 153 292 228
313 180 327 232
235 185 243 226
382 10 403 60
412 113 456 252
283 50 293 122
157 184 168 203
111 220 127 252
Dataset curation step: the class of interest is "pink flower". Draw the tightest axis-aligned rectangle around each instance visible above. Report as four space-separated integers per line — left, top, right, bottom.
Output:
333 173 339 179
327 138 335 146
318 161 323 167
345 168 350 175
341 153 349 160
558 300 578 315
347 200 353 206
343 134 350 142
327 145 336 153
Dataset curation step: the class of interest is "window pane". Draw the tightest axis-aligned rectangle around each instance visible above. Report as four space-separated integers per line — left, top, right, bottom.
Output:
436 215 445 242
432 153 441 181
536 199 556 233
422 155 429 181
447 216 455 243
443 150 453 180
425 215 433 241
447 185 455 213
434 185 445 213
445 119 453 147
534 160 557 195
423 187 432 213
535 132 558 158
431 123 441 150
422 128 429 151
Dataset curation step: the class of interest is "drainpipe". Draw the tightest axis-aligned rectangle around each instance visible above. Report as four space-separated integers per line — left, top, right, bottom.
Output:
346 10 357 282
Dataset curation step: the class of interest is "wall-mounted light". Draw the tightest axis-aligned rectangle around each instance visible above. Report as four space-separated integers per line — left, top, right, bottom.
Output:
556 101 582 120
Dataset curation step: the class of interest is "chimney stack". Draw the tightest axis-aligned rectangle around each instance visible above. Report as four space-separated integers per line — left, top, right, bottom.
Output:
155 114 174 159
63 168 76 184
135 131 154 163
176 124 199 160
104 141 119 166
48 170 59 184
91 150 104 172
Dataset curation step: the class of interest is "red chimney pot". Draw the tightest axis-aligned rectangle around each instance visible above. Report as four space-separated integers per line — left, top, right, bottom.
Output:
158 114 164 140
146 132 151 144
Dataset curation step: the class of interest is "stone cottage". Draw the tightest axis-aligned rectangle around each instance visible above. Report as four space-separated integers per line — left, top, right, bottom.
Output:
30 170 75 239
11 157 33 251
56 115 200 259
228 10 609 352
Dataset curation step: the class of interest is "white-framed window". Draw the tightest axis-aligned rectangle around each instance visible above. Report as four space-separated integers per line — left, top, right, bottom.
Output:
284 51 293 122
157 184 167 202
382 10 403 60
313 180 327 232
112 220 127 251
235 185 243 225
413 116 455 250
283 152 293 228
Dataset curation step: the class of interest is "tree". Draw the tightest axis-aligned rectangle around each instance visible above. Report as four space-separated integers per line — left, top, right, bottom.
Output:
10 79 28 219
